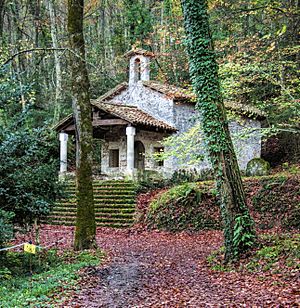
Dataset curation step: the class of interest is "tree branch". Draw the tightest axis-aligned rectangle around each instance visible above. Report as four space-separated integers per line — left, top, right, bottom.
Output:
0 47 118 82
1 47 66 67
233 6 288 16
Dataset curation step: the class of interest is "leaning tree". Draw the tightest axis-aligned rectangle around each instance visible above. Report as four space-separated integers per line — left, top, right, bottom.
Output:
181 0 256 261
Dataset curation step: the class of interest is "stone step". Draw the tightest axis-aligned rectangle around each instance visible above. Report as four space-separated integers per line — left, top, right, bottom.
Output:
50 211 134 219
58 195 135 202
47 220 132 228
48 180 136 228
65 182 135 188
52 207 136 214
55 202 135 208
47 215 134 224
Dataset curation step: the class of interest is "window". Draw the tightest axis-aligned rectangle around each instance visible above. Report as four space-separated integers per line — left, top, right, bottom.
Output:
154 147 164 167
109 149 119 167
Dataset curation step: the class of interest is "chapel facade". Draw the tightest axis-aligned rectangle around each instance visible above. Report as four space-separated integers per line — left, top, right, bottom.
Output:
55 49 264 179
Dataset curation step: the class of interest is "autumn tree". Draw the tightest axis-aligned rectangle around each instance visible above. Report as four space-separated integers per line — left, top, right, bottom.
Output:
181 0 256 261
67 0 96 250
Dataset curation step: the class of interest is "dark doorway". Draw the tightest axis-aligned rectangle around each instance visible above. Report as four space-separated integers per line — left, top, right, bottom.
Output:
134 141 145 170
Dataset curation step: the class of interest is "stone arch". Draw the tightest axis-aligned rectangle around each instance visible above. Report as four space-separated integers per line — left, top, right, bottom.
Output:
134 140 145 170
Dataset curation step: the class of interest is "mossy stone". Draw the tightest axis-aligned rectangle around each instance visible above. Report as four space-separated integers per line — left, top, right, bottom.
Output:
246 158 271 176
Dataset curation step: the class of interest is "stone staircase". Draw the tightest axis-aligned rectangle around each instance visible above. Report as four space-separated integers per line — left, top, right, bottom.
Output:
46 180 137 228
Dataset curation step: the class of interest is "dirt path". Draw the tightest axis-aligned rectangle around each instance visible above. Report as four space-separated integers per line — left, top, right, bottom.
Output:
50 228 299 307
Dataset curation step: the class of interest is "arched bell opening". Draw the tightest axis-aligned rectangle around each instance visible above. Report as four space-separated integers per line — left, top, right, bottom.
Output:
134 58 141 82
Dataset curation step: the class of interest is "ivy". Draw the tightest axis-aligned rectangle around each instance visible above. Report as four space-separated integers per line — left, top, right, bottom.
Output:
181 0 256 261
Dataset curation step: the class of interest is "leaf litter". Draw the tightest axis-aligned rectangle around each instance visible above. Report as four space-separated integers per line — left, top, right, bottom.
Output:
16 225 300 307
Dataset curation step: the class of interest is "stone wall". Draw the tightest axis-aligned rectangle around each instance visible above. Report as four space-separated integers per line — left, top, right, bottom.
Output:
102 83 261 177
173 102 197 133
112 83 175 127
230 117 261 170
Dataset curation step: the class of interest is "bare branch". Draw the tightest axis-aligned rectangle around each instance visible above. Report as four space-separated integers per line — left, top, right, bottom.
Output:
0 47 118 82
233 6 288 16
0 47 66 67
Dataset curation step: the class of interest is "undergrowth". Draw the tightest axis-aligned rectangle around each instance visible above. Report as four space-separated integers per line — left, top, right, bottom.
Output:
207 233 300 278
0 249 103 307
146 182 220 231
142 174 299 232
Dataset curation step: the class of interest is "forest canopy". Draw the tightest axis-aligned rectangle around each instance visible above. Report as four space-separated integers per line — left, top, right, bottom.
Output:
0 0 299 129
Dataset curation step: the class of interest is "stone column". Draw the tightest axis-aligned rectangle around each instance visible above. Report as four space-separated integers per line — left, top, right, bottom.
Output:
126 126 136 176
59 132 68 174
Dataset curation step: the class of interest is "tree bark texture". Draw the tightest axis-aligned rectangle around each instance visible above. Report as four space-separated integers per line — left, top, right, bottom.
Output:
47 0 63 123
0 0 5 38
181 0 256 261
67 0 96 250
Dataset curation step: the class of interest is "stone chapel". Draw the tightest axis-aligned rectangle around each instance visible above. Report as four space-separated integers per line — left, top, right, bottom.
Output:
55 49 265 179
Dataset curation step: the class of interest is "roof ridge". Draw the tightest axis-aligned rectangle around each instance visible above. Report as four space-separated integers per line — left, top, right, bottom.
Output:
94 100 138 109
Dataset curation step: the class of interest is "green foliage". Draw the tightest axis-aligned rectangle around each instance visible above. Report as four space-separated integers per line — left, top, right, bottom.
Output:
233 214 256 257
146 182 221 231
136 168 213 194
209 0 300 127
143 174 300 233
181 0 256 260
0 249 103 307
0 210 14 247
245 234 300 273
0 111 64 247
207 233 300 275
124 0 153 45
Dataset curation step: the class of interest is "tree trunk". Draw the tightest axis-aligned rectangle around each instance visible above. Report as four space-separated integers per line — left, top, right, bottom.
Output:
181 0 256 262
67 0 96 250
47 0 63 123
0 0 5 39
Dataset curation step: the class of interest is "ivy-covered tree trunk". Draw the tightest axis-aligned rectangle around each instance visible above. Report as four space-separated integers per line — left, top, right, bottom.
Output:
181 0 256 261
67 0 96 250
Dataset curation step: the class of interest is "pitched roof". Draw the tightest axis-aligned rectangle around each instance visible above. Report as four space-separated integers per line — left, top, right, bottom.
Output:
143 81 266 119
54 101 177 132
54 80 265 132
53 114 73 131
97 82 128 102
142 81 194 101
92 101 177 132
124 48 155 58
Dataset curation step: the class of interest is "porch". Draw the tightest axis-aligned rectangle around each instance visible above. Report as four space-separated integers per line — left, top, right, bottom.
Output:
55 101 176 179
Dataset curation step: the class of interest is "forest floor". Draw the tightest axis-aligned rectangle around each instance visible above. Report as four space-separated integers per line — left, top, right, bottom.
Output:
24 225 299 307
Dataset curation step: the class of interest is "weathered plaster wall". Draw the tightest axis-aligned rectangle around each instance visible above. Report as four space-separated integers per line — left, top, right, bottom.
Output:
111 83 175 127
173 102 197 133
169 117 262 174
129 54 150 85
229 117 261 170
100 66 261 177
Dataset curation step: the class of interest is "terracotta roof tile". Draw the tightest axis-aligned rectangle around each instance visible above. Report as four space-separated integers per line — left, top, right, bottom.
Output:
143 80 195 101
124 48 155 58
54 80 266 132
92 101 177 132
143 81 266 119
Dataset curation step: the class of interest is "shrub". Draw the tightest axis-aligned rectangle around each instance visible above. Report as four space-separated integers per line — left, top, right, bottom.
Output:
146 182 221 231
0 210 14 248
0 114 65 248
